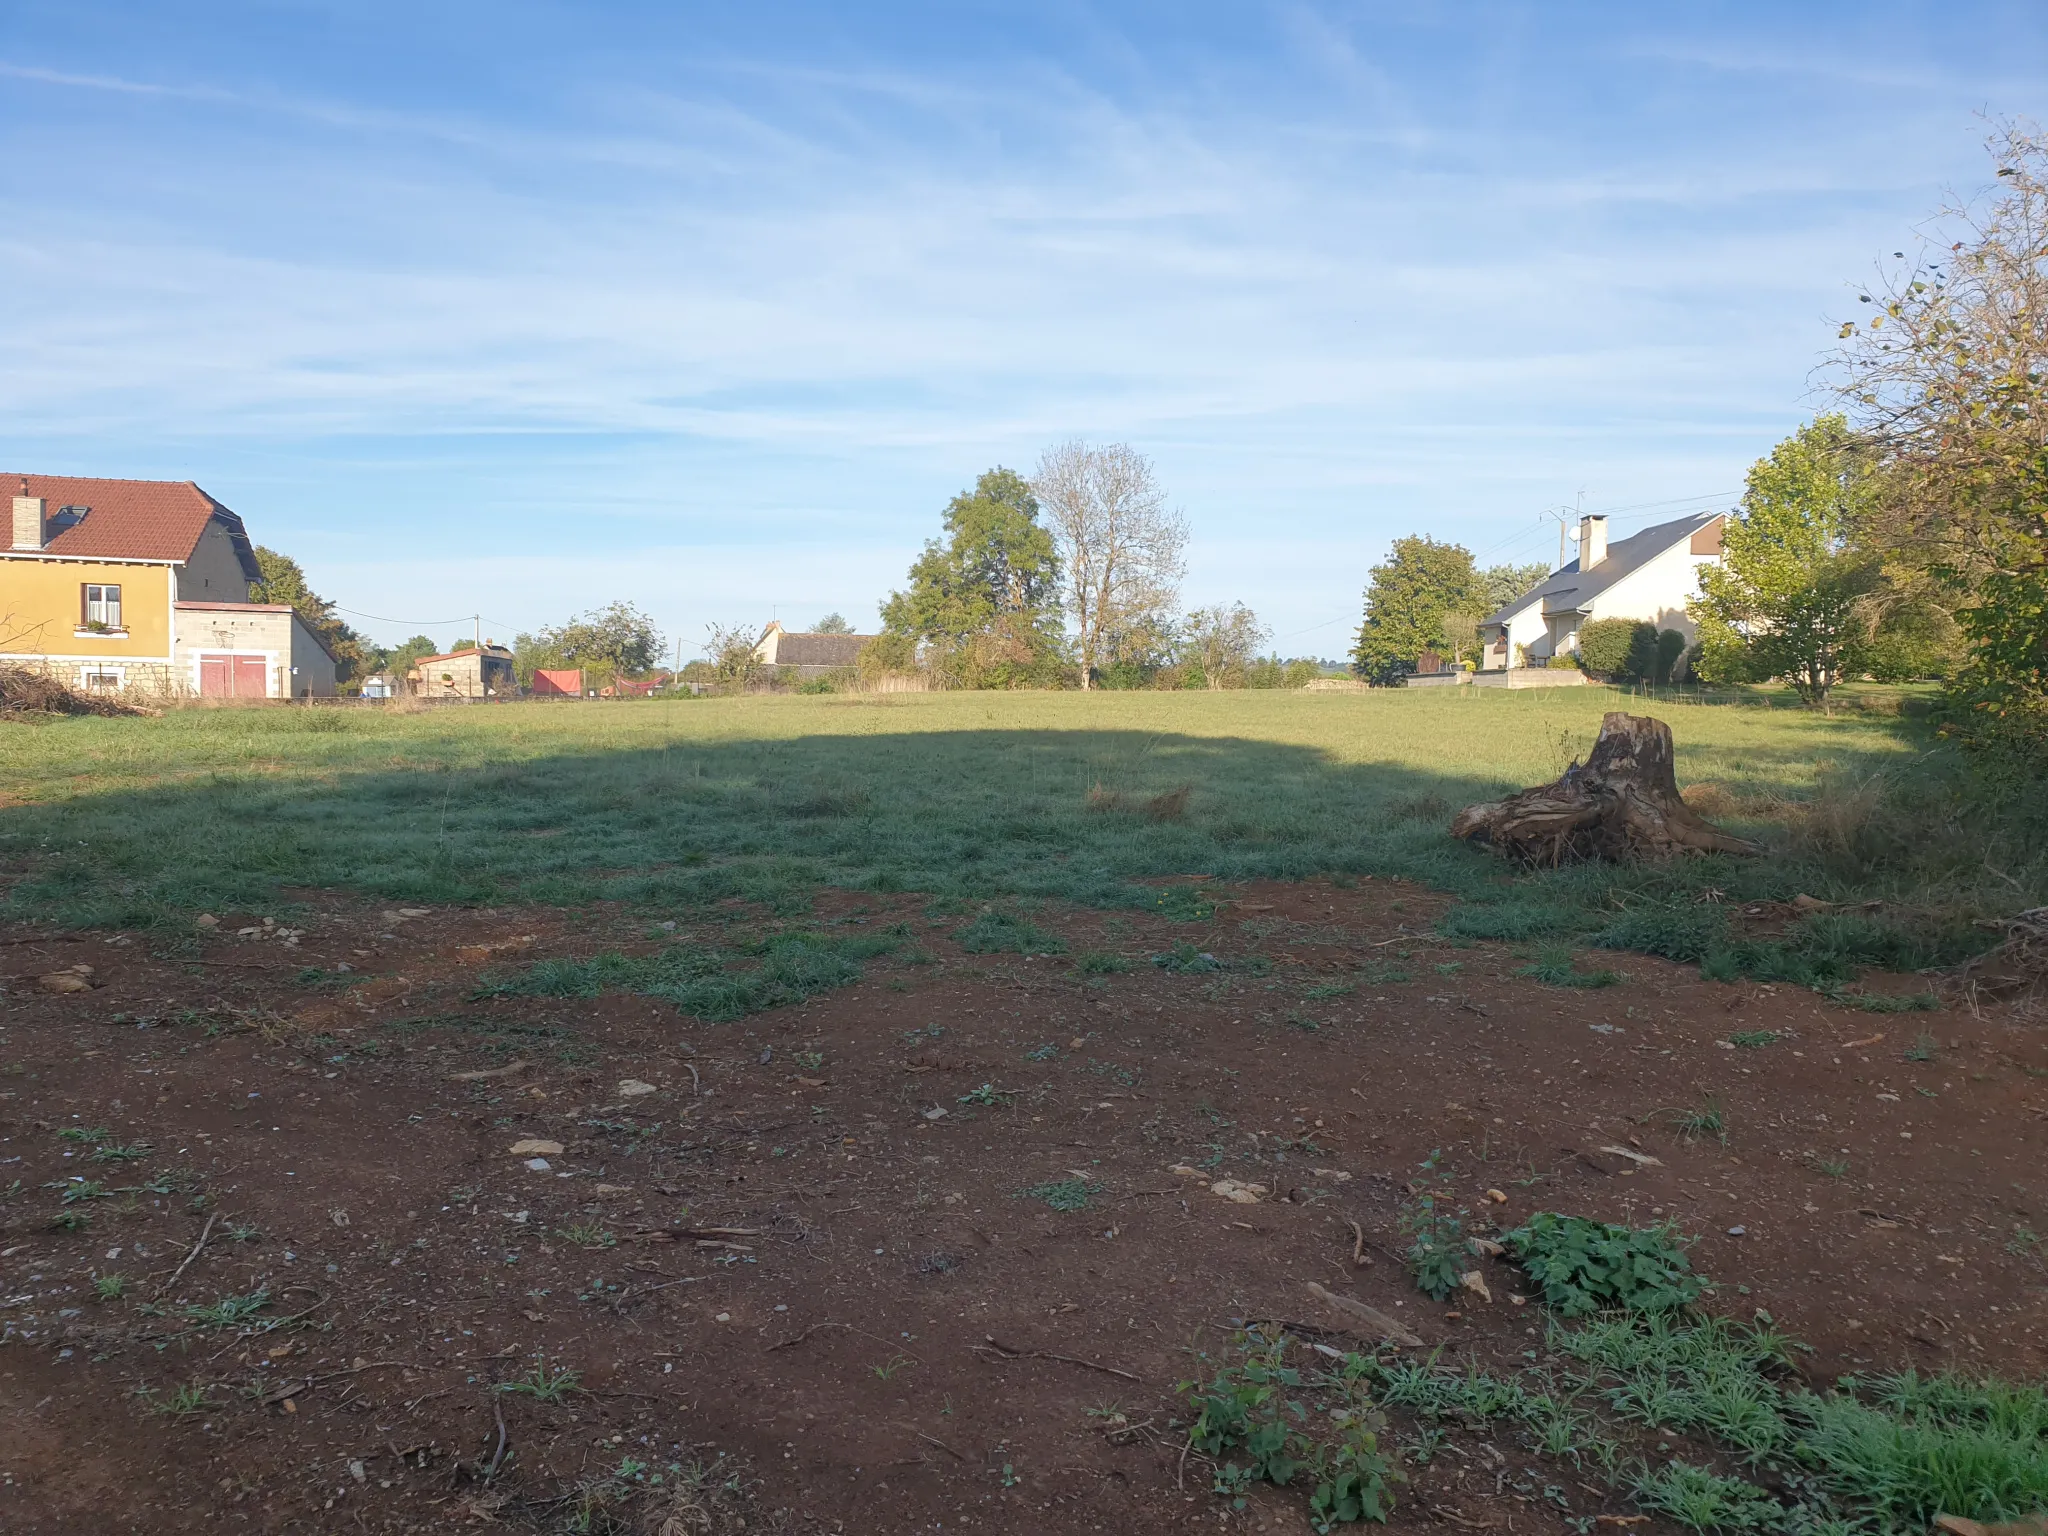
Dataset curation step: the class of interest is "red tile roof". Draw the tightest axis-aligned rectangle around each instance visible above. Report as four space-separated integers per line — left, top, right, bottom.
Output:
6 474 258 576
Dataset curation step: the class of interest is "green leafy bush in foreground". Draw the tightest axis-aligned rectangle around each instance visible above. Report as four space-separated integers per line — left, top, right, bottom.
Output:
1503 1212 1707 1317
1180 1332 1400 1531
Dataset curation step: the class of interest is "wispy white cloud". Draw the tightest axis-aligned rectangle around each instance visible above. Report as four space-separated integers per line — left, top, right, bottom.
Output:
1 2 2043 643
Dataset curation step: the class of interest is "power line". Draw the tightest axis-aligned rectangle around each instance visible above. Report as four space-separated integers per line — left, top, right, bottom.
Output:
331 604 480 628
1275 613 1354 641
1468 488 1739 566
1580 489 1738 519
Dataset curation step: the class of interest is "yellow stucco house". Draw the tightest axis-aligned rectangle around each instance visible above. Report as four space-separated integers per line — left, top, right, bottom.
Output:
3 474 336 698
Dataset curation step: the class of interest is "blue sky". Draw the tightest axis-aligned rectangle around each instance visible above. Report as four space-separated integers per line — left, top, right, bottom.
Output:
3 3 2042 656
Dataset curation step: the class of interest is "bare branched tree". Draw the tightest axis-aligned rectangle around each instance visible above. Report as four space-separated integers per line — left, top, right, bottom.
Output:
1031 441 1188 689
1830 118 2048 581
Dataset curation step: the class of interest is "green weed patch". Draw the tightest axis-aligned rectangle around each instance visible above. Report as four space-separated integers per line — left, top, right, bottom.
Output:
954 909 1066 955
1180 1331 1400 1530
474 930 897 1021
1503 1213 1707 1317
1363 1218 2048 1533
1515 944 1621 989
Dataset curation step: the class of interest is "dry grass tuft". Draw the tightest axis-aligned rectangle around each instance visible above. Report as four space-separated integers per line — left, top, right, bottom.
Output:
646 1460 758 1535
1680 781 1738 818
1084 782 1126 813
1788 774 1896 862
1143 785 1192 821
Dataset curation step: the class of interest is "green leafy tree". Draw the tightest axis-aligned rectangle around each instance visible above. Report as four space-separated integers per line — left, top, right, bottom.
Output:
1691 416 1881 704
701 622 766 691
1179 602 1269 689
247 546 373 689
811 613 853 634
880 467 1066 687
382 634 440 683
1351 537 1484 685
1480 561 1551 612
515 601 663 692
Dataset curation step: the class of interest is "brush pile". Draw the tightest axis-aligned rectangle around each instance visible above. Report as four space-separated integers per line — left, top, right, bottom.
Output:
1953 906 2048 1016
0 665 154 719
1450 711 1759 864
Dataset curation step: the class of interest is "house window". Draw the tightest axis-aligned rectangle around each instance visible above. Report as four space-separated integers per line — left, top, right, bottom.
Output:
78 667 124 692
82 583 123 630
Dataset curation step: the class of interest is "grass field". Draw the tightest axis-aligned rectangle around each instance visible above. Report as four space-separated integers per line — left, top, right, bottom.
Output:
2 687 2040 981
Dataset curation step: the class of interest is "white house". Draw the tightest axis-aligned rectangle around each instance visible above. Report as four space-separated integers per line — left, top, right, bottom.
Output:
1480 512 1725 672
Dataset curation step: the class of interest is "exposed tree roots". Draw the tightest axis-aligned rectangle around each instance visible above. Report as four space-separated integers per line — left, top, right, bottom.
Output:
1450 711 1761 865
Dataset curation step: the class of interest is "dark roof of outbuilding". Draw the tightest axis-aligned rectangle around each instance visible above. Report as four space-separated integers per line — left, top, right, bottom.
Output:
772 632 871 667
1482 512 1724 627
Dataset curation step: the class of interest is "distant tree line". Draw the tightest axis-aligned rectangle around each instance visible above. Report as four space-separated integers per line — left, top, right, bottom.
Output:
863 444 1323 690
242 551 671 698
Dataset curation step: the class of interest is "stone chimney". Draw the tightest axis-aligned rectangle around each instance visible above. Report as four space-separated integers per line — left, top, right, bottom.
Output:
12 492 47 551
1577 513 1608 570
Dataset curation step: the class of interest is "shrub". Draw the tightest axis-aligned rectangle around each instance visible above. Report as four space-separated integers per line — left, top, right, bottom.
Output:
1180 1333 1401 1530
1401 1151 1468 1301
1502 1212 1706 1316
1577 619 1660 681
1655 628 1687 683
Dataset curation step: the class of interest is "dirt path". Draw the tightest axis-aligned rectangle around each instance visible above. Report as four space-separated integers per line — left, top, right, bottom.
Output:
2 878 2043 1534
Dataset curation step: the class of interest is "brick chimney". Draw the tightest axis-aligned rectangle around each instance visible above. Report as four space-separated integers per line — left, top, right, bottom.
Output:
12 488 47 551
1577 513 1608 569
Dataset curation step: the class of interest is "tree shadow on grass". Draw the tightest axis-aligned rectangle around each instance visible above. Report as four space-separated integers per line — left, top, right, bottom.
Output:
0 727 2001 980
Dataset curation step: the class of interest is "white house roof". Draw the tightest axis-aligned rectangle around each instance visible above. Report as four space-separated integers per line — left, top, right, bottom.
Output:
1482 512 1724 628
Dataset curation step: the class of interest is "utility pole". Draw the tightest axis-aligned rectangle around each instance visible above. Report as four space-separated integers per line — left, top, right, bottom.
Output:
1547 508 1577 572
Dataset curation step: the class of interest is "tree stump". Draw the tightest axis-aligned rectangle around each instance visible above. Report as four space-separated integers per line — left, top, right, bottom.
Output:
1449 711 1760 865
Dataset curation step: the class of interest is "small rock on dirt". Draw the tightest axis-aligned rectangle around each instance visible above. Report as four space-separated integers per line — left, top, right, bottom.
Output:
1208 1179 1267 1204
1305 1281 1424 1347
509 1139 564 1157
617 1079 657 1098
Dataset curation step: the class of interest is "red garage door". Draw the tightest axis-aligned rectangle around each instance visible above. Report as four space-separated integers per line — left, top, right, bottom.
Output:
200 655 269 699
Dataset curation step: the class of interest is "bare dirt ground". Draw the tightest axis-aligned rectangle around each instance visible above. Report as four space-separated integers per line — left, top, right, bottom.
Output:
2 877 2044 1535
